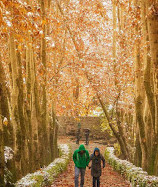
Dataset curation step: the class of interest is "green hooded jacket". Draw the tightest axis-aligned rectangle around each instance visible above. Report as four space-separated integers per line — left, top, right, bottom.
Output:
73 144 90 168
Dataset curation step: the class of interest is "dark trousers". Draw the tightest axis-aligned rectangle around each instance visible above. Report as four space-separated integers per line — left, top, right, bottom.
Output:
85 135 89 145
93 177 100 187
76 134 80 144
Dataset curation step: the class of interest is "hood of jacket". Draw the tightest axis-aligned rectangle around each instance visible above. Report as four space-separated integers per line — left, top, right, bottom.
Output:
79 144 86 152
93 147 100 155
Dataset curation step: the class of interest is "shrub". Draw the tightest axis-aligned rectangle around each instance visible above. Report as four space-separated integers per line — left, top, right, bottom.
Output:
105 147 158 187
16 144 71 187
4 146 15 186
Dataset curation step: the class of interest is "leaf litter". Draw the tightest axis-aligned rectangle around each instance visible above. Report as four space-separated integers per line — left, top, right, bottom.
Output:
48 137 131 187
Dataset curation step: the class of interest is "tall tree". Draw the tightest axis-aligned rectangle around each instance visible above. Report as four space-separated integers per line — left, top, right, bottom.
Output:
0 80 5 187
146 0 158 175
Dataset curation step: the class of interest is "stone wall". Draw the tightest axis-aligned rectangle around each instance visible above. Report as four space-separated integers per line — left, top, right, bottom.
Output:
57 116 117 145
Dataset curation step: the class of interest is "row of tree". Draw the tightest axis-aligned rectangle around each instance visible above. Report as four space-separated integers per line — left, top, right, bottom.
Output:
52 0 158 176
53 0 158 176
0 0 158 185
95 0 158 175
87 0 158 176
0 0 59 185
134 0 158 175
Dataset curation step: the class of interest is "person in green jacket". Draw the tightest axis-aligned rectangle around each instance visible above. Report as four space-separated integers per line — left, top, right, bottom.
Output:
73 144 90 187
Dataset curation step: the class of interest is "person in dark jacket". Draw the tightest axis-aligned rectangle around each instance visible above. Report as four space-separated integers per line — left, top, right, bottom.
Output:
76 128 81 144
73 144 90 187
88 148 105 187
84 128 90 145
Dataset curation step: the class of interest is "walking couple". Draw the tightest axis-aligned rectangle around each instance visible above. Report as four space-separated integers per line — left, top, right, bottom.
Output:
73 144 105 187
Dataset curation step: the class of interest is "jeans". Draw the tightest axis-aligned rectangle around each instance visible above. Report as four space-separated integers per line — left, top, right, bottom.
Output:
93 177 100 187
75 167 86 187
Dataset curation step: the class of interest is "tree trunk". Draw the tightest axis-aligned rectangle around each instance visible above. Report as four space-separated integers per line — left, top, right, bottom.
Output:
52 104 58 159
30 44 40 171
0 91 5 187
135 126 142 167
116 112 130 160
134 0 149 171
0 57 16 183
0 58 13 148
39 0 48 166
135 50 148 170
26 37 33 172
113 0 117 63
9 34 22 180
98 96 129 159
16 50 29 176
146 0 158 175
